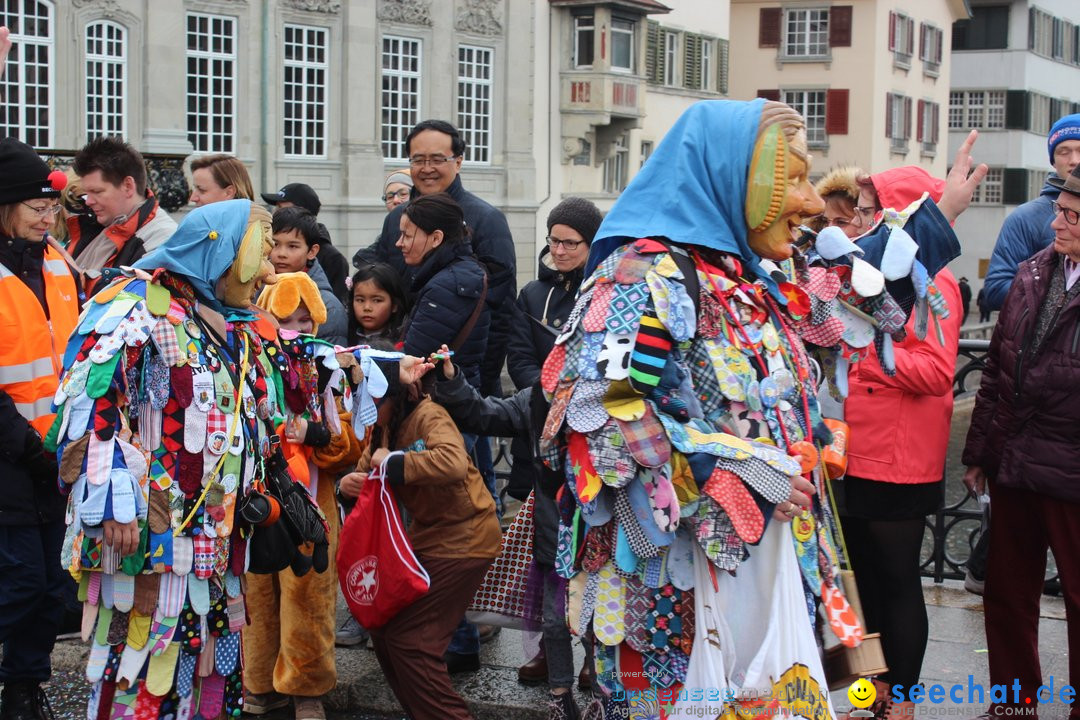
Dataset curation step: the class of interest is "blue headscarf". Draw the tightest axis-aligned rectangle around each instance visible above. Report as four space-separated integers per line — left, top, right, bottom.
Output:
134 199 254 310
586 99 765 279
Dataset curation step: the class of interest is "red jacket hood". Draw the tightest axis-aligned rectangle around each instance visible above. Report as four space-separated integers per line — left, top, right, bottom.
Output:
871 166 945 210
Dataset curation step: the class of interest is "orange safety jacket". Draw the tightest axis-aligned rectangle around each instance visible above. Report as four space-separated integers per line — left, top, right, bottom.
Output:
0 245 80 436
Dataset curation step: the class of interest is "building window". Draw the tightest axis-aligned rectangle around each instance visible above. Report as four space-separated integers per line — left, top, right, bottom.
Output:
457 45 493 164
381 35 421 161
574 14 594 68
948 91 965 129
782 89 826 146
1029 7 1054 57
611 18 635 72
701 39 712 91
1029 92 1051 134
919 23 943 76
0 0 54 148
918 99 940 155
886 92 912 153
85 20 126 140
889 12 915 68
949 90 1007 130
640 140 653 168
282 24 328 158
603 133 629 193
952 5 1009 50
186 13 236 153
663 31 677 85
972 167 1003 205
784 8 829 58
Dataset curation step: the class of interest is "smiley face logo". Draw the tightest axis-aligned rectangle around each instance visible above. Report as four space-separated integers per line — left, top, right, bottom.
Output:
848 678 876 709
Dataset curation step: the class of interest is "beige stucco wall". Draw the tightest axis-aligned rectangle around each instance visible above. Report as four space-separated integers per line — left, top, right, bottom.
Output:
730 0 965 179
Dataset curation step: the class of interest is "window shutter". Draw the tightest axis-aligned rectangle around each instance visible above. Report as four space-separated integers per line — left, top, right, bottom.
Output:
758 89 780 102
760 8 781 48
825 89 849 134
917 99 925 142
1003 169 1028 204
889 12 897 51
903 96 912 139
718 38 730 95
1028 7 1036 50
935 28 943 64
646 21 660 84
1005 90 1030 129
684 34 702 90
932 102 940 143
920 23 927 60
906 17 915 55
886 93 894 137
830 6 852 47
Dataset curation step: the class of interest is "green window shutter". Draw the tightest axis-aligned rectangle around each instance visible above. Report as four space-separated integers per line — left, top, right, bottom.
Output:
646 21 662 84
1003 169 1029 205
718 38 729 95
684 34 702 90
1005 90 1030 130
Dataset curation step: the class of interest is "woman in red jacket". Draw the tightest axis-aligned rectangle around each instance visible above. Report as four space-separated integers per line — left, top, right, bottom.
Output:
840 166 962 718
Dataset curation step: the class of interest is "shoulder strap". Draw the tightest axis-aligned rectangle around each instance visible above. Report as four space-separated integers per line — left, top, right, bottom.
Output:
450 268 488 352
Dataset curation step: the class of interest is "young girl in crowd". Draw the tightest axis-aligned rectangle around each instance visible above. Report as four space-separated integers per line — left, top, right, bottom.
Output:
347 262 409 346
245 272 362 720
337 351 501 720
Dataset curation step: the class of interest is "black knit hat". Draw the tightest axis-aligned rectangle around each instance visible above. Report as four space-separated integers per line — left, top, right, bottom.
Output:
0 138 67 205
547 197 604 245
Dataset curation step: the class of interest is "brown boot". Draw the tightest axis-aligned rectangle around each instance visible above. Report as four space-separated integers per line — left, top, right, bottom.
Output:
518 650 549 685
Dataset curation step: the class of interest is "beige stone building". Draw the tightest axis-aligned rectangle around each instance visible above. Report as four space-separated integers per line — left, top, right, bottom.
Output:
729 0 969 179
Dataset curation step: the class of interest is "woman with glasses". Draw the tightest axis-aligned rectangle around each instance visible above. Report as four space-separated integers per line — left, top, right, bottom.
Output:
382 171 414 211
962 163 1080 720
0 138 80 720
812 165 868 239
504 197 603 716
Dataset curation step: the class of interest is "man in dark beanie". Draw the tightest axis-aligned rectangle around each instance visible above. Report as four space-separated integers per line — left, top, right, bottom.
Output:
504 196 603 698
0 137 80 720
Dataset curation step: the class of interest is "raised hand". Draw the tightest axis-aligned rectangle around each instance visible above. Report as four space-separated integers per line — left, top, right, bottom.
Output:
938 129 990 224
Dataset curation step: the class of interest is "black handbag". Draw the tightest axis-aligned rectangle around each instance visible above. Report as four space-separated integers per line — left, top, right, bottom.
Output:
241 450 331 576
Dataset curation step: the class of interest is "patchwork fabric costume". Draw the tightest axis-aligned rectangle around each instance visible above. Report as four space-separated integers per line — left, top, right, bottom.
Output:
540 100 961 719
47 200 330 720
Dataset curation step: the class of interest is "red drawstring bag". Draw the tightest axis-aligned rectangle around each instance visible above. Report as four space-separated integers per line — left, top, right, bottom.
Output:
337 451 430 629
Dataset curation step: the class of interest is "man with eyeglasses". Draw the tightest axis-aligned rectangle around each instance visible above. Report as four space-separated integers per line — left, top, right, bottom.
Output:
67 137 177 295
355 119 516 670
982 113 1080 312
356 119 517 399
962 159 1080 720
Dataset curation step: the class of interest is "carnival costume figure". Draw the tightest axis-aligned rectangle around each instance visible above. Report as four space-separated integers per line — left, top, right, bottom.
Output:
47 199 331 720
540 100 970 719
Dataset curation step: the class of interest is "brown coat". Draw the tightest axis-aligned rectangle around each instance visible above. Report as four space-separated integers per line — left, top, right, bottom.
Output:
360 398 501 559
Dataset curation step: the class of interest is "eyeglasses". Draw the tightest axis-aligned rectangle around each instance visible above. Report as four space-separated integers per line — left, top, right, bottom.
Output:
815 215 854 229
546 236 587 250
21 202 62 218
409 155 459 168
383 188 411 202
854 205 877 220
1053 200 1080 226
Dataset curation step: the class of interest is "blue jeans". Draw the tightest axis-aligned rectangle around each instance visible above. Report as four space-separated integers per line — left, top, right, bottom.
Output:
472 436 501 516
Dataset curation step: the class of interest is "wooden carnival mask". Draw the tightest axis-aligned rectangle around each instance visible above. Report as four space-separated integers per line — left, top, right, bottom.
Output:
217 204 277 307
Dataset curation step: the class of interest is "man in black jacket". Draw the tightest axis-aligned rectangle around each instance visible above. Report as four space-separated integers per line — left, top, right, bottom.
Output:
354 120 517 397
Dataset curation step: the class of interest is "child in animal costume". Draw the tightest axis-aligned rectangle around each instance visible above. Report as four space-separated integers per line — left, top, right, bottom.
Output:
48 199 331 720
244 272 364 720
537 100 984 719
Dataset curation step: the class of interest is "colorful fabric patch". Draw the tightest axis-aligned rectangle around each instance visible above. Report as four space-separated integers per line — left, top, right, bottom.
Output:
616 403 670 468
583 281 614 332
566 378 610 433
606 283 649 334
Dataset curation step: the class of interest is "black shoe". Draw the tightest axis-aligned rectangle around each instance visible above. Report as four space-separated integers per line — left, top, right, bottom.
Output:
547 690 581 720
1 684 54 720
444 651 481 674
476 624 502 644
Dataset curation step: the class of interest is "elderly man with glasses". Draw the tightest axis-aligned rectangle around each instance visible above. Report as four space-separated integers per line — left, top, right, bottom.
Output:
962 161 1080 720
